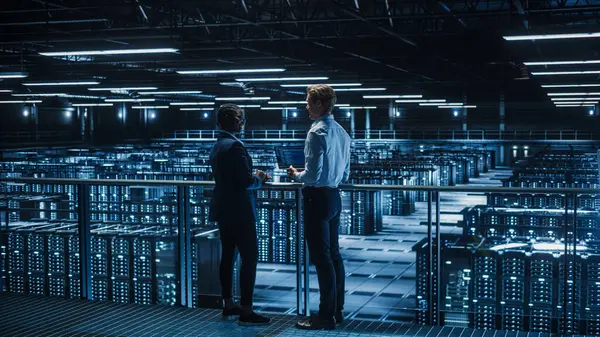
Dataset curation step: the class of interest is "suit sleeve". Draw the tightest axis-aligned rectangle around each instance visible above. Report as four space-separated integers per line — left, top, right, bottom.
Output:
295 131 323 184
228 142 262 190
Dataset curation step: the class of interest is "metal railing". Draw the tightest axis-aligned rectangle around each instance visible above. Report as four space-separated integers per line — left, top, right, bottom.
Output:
163 129 599 141
1 177 599 333
0 131 71 143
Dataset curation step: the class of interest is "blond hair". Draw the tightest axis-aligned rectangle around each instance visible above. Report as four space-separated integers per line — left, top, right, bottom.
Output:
307 84 337 113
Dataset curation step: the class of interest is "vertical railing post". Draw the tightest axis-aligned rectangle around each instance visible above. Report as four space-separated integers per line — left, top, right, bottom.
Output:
562 193 570 334
77 183 92 300
303 195 310 315
176 185 192 307
295 187 305 315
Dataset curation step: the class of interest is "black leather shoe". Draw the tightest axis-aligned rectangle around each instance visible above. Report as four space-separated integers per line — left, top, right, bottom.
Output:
222 306 244 317
296 315 336 330
238 312 271 326
336 312 344 324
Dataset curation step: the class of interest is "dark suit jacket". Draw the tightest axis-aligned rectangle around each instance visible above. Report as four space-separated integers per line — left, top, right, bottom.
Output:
209 132 262 224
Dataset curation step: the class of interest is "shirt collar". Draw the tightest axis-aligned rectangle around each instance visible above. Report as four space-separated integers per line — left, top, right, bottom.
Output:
312 114 334 126
219 130 244 145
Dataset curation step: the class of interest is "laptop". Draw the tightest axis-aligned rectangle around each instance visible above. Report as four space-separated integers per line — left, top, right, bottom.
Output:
275 147 305 169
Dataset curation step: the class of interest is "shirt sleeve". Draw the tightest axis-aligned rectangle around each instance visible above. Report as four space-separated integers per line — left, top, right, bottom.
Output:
295 131 323 184
229 142 262 190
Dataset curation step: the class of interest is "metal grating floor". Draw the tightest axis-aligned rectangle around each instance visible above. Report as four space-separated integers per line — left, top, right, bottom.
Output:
0 293 584 337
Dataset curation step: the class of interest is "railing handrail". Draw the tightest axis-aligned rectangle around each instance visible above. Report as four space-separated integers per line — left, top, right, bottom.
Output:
3 177 598 195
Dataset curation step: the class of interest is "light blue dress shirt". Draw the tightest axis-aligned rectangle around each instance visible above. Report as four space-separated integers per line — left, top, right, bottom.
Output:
295 114 351 188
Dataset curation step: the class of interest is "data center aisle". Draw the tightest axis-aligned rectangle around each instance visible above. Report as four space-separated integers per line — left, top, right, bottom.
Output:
252 168 513 323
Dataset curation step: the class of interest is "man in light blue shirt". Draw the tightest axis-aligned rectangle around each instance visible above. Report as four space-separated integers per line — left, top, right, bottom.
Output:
288 84 351 330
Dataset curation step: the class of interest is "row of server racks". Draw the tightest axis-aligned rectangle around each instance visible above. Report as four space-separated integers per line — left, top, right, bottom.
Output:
413 148 600 334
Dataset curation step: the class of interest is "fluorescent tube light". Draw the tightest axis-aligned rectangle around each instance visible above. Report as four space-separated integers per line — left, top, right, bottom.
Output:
542 84 600 88
419 103 463 106
180 108 213 111
439 105 477 108
0 89 13 93
281 83 362 87
214 97 270 101
547 92 600 96
551 98 600 101
261 107 298 110
24 81 100 86
0 100 42 103
556 104 594 108
363 95 423 99
395 99 446 103
0 73 28 79
89 87 158 91
524 60 600 66
336 104 350 107
531 70 600 76
138 91 202 95
236 77 328 82
39 48 179 56
170 102 215 106
554 101 598 104
334 88 386 92
237 105 261 108
178 68 285 75
105 98 155 102
338 106 377 109
504 32 600 41
268 101 306 104
12 93 65 97
131 106 169 109
72 103 114 107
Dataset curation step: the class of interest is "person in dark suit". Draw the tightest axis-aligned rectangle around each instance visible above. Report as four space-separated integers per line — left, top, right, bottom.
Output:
209 103 271 325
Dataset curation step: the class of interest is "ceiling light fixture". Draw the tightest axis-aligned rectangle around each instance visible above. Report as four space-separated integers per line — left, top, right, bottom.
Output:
0 73 28 79
338 106 377 109
131 106 169 109
12 93 65 97
0 100 42 103
395 99 447 103
235 77 328 82
524 60 600 66
170 102 215 106
551 98 600 101
261 107 298 110
89 87 158 91
0 89 13 93
280 83 362 88
554 101 599 104
555 104 595 107
24 81 100 86
503 32 600 41
439 105 477 108
531 70 600 76
214 97 270 101
364 95 423 99
268 101 306 104
72 103 114 107
334 88 387 92
180 108 213 111
236 105 261 108
39 48 179 56
138 91 202 95
541 84 600 88
547 92 600 96
105 98 156 102
419 103 464 106
178 68 285 75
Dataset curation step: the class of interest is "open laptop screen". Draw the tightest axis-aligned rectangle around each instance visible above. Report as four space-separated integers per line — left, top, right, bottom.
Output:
275 147 305 169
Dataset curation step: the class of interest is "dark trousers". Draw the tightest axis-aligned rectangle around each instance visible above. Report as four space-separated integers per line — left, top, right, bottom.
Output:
303 187 345 319
218 221 258 307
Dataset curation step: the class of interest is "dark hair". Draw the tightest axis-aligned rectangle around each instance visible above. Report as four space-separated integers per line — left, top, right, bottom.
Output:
217 103 243 131
307 84 337 113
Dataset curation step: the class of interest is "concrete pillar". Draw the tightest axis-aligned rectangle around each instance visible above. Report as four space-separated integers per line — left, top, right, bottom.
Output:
388 99 395 130
78 107 85 141
462 94 468 131
89 107 95 143
350 109 355 138
240 108 246 134
365 108 371 139
33 104 39 141
282 109 288 131
499 94 506 131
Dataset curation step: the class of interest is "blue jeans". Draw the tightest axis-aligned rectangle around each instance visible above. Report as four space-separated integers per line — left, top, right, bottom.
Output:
302 187 345 319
